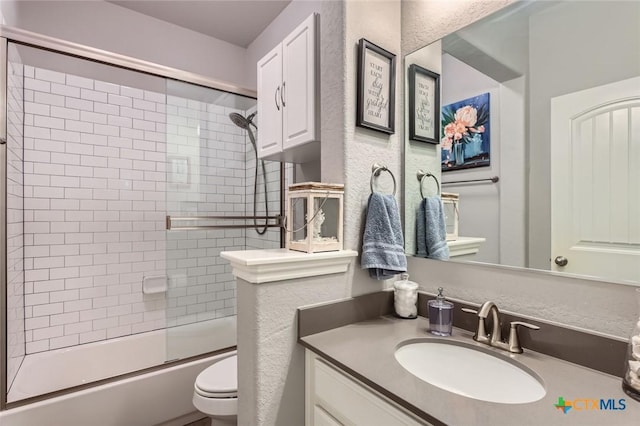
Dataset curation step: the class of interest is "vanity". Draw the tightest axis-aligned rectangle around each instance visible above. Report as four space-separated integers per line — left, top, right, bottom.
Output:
299 293 639 426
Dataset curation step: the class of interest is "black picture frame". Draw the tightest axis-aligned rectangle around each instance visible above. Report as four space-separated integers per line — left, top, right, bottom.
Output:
408 64 440 144
356 38 396 134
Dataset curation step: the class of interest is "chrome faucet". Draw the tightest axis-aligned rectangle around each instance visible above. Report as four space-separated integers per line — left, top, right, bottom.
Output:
462 302 540 353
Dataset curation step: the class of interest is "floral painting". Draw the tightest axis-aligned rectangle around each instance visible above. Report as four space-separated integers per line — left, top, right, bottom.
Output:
441 93 490 171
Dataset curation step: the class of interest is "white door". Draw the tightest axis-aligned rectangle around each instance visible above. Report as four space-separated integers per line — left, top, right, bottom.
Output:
282 13 317 150
257 43 283 159
551 76 640 283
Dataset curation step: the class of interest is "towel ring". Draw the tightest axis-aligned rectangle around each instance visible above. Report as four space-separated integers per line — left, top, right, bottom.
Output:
370 163 397 196
416 170 440 198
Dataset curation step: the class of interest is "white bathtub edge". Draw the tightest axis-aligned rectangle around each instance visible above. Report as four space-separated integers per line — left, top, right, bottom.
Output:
0 352 233 426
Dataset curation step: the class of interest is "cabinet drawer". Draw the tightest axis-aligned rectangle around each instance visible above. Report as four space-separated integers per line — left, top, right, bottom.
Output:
310 353 427 426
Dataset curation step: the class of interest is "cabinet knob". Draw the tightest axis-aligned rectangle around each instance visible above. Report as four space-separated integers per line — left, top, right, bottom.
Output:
275 86 281 111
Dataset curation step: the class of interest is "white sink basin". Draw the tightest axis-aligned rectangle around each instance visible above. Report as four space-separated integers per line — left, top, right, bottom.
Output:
394 340 546 404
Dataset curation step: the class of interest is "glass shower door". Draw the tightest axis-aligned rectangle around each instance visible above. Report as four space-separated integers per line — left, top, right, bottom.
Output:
164 80 283 362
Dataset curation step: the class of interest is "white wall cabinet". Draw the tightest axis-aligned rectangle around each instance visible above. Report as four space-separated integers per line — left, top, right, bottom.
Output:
305 350 431 426
257 13 319 163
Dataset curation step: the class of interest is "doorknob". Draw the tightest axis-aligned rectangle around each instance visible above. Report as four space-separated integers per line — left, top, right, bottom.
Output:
554 256 568 267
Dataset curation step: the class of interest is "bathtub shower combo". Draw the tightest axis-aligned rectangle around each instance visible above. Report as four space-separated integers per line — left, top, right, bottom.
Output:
0 31 286 421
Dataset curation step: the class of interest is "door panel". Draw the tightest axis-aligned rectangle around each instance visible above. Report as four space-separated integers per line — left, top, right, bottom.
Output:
282 13 316 149
257 44 283 158
551 77 640 283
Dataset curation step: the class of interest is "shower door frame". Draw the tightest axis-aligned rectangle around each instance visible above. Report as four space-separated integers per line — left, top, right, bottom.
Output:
1 36 9 412
0 26 286 410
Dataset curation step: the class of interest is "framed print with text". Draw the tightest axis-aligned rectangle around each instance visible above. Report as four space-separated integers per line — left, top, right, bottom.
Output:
356 38 396 134
408 64 440 144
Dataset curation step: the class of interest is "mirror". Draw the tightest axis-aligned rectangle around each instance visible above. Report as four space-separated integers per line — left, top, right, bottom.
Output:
404 0 640 285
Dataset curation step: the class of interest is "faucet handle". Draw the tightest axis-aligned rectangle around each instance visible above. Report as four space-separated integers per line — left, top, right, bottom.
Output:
460 307 487 342
508 321 540 353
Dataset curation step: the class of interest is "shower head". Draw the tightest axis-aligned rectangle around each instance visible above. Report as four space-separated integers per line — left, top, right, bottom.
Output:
229 112 258 153
229 112 257 130
229 112 250 129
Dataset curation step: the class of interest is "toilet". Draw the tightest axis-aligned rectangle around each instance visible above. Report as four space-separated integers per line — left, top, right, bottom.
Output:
192 353 238 425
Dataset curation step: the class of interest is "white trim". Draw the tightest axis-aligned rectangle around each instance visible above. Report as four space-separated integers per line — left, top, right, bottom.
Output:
448 237 486 257
221 249 358 284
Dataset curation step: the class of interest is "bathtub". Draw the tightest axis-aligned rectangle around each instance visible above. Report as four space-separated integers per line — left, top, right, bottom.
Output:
1 317 236 426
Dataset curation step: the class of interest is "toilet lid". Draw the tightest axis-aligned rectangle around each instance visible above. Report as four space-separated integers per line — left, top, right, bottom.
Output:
195 355 237 396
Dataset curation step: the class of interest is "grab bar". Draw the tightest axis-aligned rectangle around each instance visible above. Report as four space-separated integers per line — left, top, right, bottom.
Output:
166 215 283 231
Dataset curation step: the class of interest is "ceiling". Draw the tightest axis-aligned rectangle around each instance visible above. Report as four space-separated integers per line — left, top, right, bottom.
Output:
108 0 291 48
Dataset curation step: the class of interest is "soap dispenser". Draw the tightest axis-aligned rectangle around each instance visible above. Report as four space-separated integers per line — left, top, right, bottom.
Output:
428 287 453 336
393 273 418 319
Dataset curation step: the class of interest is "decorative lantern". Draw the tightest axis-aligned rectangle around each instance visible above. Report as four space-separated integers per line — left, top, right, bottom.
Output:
441 192 459 241
286 182 344 253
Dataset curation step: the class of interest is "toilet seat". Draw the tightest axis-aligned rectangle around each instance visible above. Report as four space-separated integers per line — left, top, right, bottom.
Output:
193 354 238 417
194 354 237 397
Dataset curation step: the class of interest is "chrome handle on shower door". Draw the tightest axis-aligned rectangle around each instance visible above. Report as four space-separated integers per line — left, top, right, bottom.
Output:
275 86 280 111
281 81 286 107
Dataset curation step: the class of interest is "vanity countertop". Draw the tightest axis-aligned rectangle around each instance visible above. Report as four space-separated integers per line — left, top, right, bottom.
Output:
300 315 639 425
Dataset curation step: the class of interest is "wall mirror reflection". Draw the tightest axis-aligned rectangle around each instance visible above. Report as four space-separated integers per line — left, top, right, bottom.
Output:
404 0 640 285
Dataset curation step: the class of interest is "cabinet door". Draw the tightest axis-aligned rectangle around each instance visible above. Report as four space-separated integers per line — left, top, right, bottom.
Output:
282 13 318 150
257 43 283 159
306 350 428 426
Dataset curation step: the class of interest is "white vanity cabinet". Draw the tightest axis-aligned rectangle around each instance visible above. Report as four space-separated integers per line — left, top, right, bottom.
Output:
257 13 319 163
305 350 430 426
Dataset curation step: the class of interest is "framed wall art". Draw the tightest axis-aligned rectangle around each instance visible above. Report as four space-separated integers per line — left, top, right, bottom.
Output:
356 38 396 134
441 92 491 171
408 64 440 144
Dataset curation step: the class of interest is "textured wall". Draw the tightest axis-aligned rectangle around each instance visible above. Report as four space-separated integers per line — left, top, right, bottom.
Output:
334 0 402 295
237 273 351 426
401 0 514 57
407 256 637 338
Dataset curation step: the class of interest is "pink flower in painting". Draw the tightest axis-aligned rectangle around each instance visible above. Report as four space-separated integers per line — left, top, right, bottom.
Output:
454 105 478 127
443 122 456 139
453 121 467 140
441 136 452 151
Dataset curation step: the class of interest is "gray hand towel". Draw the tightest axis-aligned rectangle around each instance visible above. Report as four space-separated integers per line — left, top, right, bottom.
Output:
361 193 407 279
416 197 450 260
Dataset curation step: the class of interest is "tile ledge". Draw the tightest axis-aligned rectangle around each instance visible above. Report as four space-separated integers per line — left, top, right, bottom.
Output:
221 249 358 284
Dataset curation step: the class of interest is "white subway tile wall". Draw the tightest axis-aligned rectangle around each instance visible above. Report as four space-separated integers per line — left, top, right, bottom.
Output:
243 111 289 250
165 96 246 327
20 66 280 354
7 48 26 388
